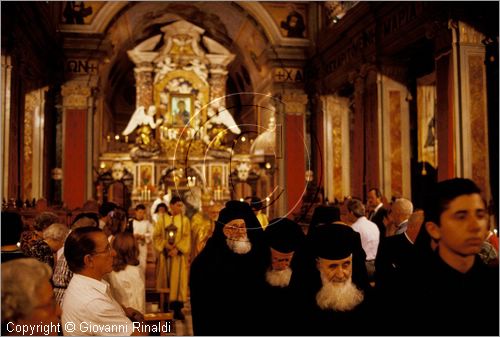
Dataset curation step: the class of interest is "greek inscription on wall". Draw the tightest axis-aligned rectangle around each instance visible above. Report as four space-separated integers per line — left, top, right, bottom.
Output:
273 68 304 83
66 59 99 74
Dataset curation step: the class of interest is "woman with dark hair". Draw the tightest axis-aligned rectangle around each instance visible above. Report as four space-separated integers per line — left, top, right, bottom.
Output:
20 212 61 269
107 231 145 314
103 208 128 243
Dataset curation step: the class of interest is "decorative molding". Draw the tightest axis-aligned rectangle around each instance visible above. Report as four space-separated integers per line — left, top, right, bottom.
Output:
134 70 153 108
239 2 311 48
282 91 308 115
380 64 407 84
457 21 485 45
61 82 92 108
58 2 128 34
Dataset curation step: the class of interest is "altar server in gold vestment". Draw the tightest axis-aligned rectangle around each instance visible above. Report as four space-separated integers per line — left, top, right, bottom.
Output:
153 197 191 320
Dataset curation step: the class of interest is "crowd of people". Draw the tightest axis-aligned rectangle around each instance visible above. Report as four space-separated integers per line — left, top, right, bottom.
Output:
1 178 499 335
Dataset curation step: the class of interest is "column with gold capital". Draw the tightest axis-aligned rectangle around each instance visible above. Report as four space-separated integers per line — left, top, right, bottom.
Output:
281 90 308 215
207 54 235 105
61 81 93 209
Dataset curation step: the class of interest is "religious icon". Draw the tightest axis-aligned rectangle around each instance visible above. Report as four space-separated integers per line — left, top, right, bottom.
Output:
139 164 153 187
62 1 93 24
262 3 307 38
171 95 192 127
280 10 306 38
211 166 223 187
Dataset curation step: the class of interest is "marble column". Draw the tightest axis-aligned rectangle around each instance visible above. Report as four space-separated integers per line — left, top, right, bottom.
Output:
207 54 235 106
320 95 351 202
1 55 13 199
378 64 411 200
433 20 491 199
134 64 154 108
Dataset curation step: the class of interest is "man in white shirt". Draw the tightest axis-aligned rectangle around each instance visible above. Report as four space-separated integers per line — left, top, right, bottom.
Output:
62 227 146 336
132 204 153 274
347 198 380 281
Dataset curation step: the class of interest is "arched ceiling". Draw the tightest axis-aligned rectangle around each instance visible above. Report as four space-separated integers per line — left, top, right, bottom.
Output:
66 1 312 133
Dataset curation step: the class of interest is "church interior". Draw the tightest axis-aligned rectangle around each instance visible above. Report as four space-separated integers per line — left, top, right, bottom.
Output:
1 1 499 334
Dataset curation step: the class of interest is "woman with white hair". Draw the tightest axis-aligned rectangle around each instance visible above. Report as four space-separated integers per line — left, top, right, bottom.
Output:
43 223 70 264
24 223 69 269
2 258 61 335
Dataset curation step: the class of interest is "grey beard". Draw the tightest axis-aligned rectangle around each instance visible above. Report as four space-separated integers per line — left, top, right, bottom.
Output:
316 273 364 312
265 267 292 288
226 237 252 254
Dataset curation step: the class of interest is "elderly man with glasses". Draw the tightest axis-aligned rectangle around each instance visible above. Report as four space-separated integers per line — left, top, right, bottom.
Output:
61 227 145 336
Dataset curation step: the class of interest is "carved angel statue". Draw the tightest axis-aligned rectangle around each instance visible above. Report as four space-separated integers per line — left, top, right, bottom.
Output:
154 56 177 84
183 59 208 83
122 105 163 153
207 106 241 135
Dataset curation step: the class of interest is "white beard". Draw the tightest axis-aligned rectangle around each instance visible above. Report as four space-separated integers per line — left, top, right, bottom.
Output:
226 237 252 254
315 273 364 312
266 267 292 288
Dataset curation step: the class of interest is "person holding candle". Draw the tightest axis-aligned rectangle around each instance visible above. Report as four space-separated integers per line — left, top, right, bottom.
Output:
152 197 191 320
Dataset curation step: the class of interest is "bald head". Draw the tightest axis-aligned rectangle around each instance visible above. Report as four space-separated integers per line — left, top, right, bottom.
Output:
391 198 413 224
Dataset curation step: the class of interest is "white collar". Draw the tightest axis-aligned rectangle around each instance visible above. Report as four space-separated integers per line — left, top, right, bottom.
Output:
404 232 414 244
373 203 383 213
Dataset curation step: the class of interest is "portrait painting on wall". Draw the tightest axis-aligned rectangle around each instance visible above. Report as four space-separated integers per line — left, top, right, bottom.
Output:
136 163 154 189
262 2 308 38
61 1 104 25
417 74 438 169
170 94 192 127
209 165 226 188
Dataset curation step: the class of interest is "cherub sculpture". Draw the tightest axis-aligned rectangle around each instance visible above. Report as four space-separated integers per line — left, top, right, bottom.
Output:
207 105 241 134
122 105 163 153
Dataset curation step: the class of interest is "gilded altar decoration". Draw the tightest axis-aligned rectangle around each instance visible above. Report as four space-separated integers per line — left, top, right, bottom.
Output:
100 19 247 205
122 105 163 160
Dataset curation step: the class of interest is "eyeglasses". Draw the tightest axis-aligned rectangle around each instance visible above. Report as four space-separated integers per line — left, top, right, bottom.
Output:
91 244 113 256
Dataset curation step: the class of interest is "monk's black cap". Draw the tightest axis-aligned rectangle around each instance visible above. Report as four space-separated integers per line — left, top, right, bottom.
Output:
217 200 261 230
265 217 304 253
310 223 356 260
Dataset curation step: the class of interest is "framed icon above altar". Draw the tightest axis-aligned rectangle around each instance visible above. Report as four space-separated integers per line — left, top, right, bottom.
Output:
209 164 228 188
170 93 193 127
135 162 155 189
